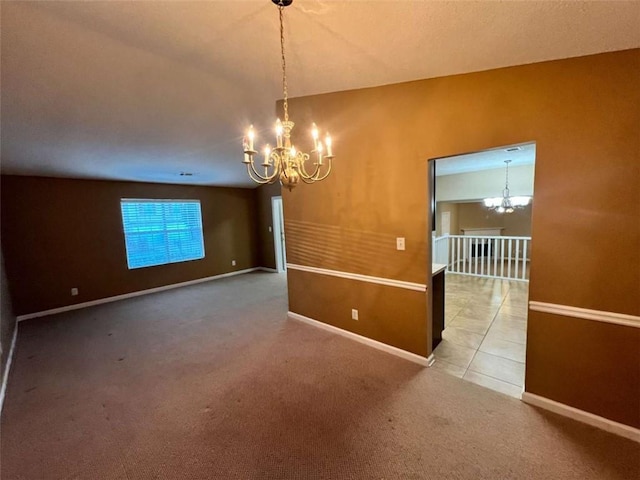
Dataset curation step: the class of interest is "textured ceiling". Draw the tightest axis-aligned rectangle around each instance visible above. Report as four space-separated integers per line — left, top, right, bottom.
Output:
1 1 639 187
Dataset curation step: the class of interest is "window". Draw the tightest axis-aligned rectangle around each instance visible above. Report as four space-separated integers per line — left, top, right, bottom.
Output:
120 199 205 269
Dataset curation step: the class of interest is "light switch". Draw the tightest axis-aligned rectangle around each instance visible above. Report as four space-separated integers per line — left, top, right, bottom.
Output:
396 237 405 251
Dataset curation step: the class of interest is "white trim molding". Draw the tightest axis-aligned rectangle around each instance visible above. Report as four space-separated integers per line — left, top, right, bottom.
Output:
521 392 640 443
0 325 18 415
286 264 426 292
17 268 262 322
427 353 435 366
529 301 640 328
288 311 430 367
259 267 279 273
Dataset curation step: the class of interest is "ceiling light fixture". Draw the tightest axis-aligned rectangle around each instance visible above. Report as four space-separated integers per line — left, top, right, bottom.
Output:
242 0 334 191
483 160 531 214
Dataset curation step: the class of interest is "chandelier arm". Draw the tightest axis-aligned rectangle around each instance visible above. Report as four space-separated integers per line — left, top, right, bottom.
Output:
298 161 326 183
248 161 272 182
299 175 318 184
299 153 319 181
246 164 276 184
296 153 321 180
298 160 331 183
245 165 273 185
312 159 332 182
297 166 320 180
247 159 279 183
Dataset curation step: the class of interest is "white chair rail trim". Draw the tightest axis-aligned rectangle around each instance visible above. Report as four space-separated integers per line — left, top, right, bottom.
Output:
288 311 432 367
286 263 426 292
529 301 640 328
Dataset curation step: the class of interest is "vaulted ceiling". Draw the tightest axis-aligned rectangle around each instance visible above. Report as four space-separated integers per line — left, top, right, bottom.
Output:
2 1 638 187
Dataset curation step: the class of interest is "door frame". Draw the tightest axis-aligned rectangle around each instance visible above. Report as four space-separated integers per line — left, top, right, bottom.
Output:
271 196 286 273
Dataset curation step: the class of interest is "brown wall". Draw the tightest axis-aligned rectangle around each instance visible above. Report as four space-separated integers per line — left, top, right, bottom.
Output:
526 312 640 428
457 202 532 237
434 202 459 237
256 182 282 270
1 249 17 388
1 176 259 315
288 270 428 356
283 50 640 427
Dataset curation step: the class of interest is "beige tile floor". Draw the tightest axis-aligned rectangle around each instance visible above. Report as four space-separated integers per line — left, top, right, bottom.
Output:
432 273 529 398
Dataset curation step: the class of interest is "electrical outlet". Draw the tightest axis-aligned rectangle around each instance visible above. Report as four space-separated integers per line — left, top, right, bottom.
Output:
231 260 236 266
351 309 359 320
71 288 79 296
268 226 272 232
396 237 405 251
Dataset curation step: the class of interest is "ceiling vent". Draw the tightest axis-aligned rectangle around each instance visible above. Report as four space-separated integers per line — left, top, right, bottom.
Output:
504 146 523 152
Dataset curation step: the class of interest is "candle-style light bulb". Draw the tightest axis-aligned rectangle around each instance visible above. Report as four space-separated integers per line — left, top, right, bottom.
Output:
247 126 255 151
325 133 332 156
317 141 324 165
242 136 250 163
263 145 271 166
275 119 283 148
311 123 319 150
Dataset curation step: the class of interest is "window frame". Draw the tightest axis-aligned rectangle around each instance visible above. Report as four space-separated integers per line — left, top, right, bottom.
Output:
120 198 206 270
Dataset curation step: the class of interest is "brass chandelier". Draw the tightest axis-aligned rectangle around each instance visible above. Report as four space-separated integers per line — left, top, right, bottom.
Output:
242 0 334 191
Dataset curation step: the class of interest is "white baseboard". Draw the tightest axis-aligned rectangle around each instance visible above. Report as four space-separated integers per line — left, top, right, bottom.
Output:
287 311 430 367
521 392 640 443
17 268 262 322
0 324 18 415
259 267 279 273
427 353 435 366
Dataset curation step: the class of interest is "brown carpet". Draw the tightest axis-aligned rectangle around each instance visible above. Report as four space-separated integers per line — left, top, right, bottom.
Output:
1 272 638 479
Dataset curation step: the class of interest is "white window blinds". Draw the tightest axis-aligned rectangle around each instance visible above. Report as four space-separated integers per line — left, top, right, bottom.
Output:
120 199 205 269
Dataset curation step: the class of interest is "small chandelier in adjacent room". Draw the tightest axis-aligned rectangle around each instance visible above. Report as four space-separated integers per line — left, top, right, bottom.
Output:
242 0 334 191
483 160 532 214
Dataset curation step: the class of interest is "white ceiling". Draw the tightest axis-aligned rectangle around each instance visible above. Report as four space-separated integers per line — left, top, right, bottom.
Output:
2 1 638 188
435 142 536 177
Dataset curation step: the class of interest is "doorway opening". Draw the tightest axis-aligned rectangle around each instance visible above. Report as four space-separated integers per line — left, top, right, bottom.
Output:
429 142 536 398
272 196 287 273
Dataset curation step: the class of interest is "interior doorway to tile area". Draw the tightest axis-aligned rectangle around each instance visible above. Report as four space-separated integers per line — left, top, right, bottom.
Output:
432 275 528 397
430 142 535 398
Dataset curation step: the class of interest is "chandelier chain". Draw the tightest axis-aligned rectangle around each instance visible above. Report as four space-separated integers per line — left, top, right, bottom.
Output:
505 160 510 189
279 5 289 122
